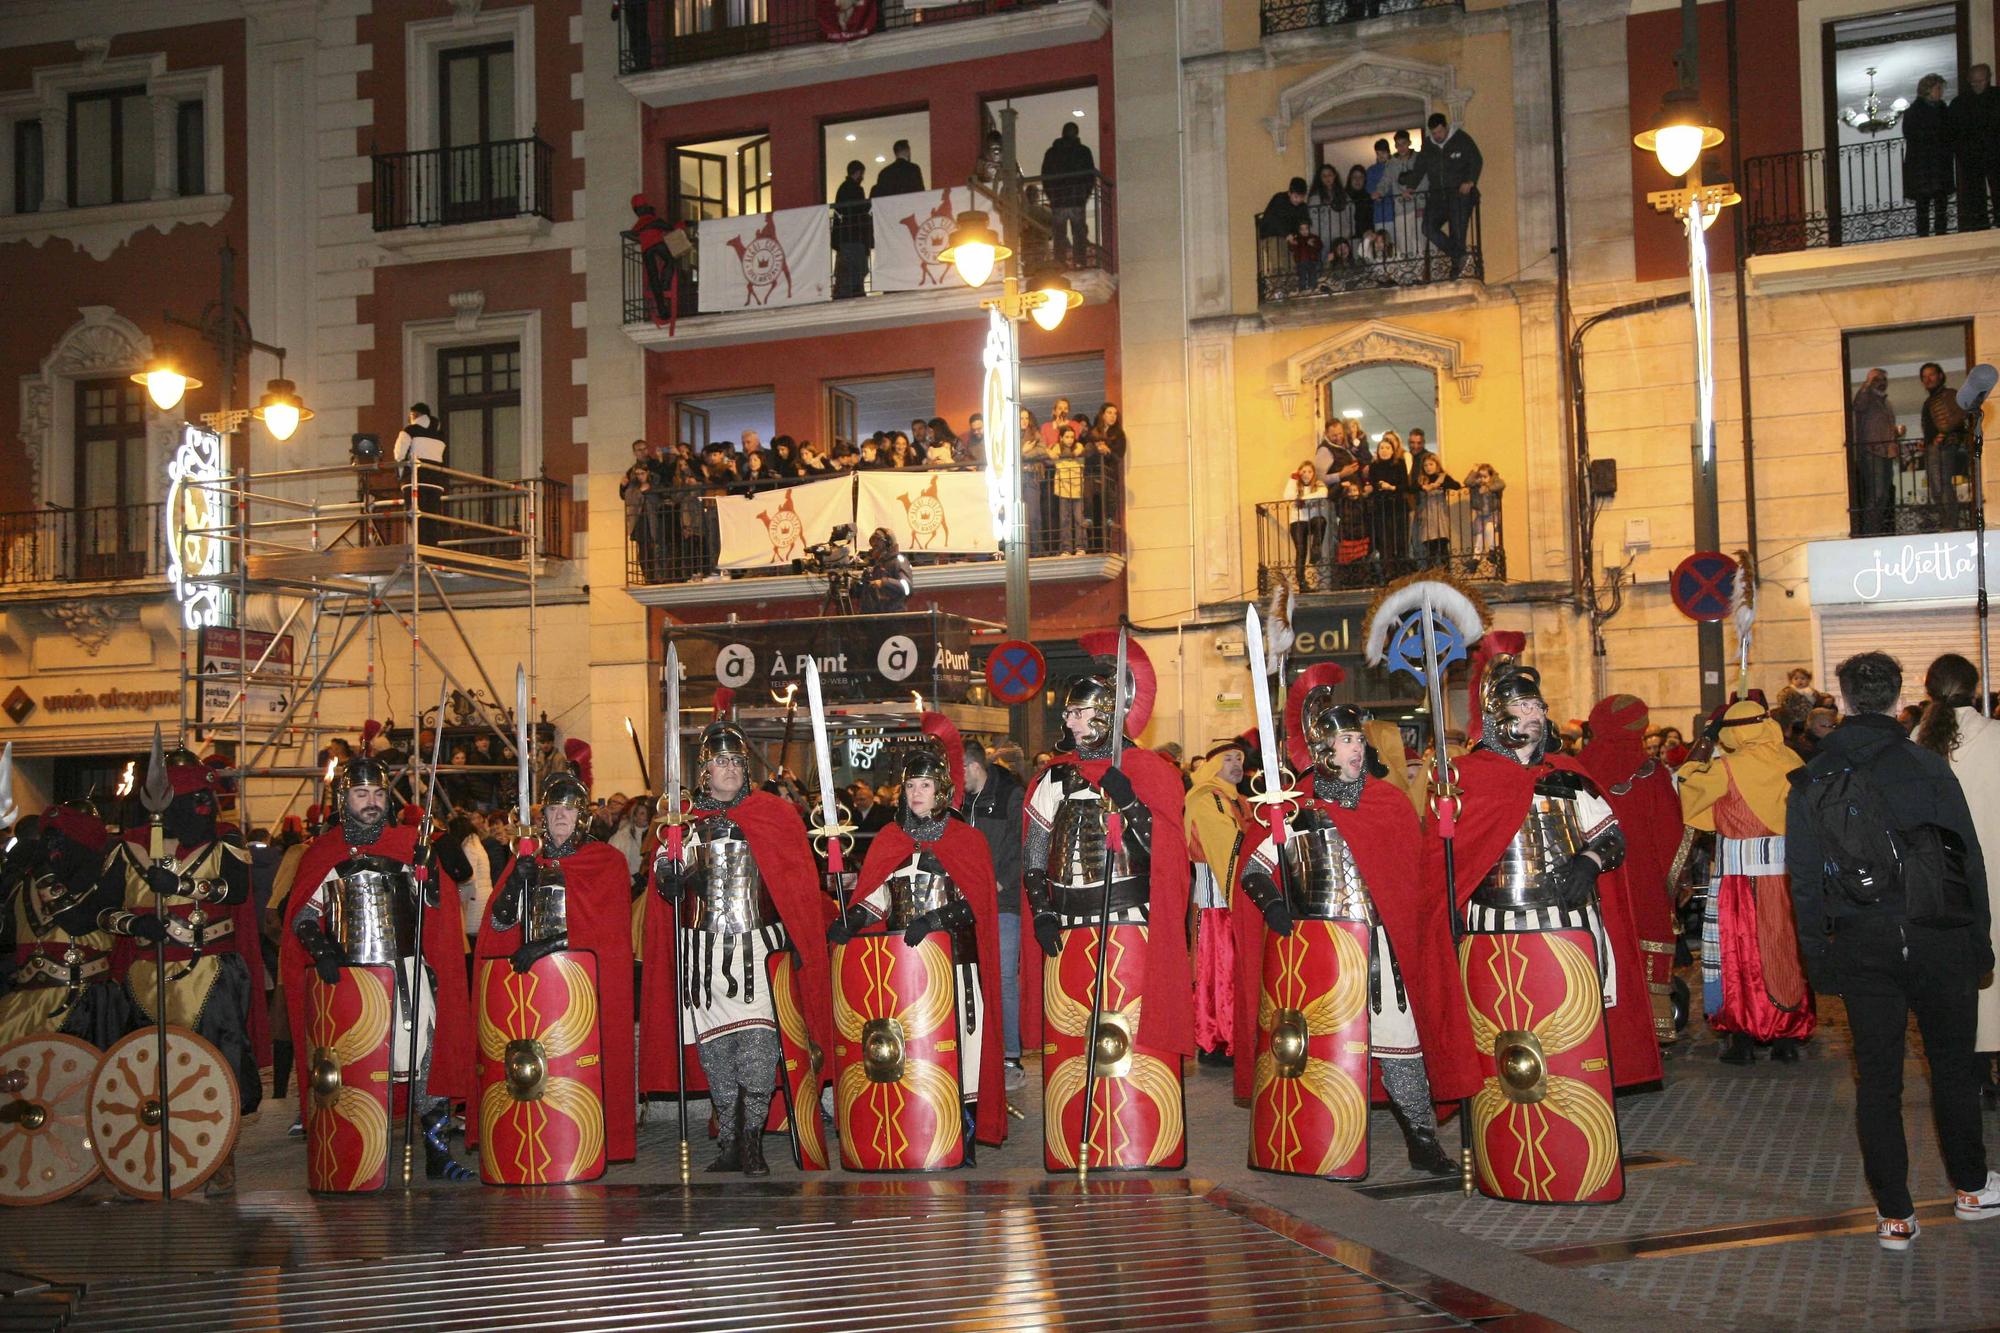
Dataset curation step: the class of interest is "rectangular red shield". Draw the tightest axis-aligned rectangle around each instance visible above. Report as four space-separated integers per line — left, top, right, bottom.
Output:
304 963 396 1194
1041 921 1187 1172
475 950 608 1186
1249 918 1373 1180
831 933 967 1171
766 945 830 1171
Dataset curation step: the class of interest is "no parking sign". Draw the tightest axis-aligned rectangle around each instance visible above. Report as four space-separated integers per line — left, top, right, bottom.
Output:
1670 551 1739 623
985 640 1047 705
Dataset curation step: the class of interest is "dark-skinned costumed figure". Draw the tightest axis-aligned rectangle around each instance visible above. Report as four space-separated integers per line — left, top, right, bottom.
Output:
827 713 1007 1169
1430 635 1658 1204
1238 665 1478 1180
281 755 475 1189
0 792 130 1048
641 720 832 1175
1022 630 1192 1172
98 746 268 1195
474 757 637 1184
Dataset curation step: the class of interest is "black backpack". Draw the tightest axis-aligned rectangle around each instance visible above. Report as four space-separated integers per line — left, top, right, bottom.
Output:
1795 764 1905 909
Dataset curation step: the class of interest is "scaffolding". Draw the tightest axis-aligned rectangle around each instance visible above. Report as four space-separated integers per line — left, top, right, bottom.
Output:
170 454 565 829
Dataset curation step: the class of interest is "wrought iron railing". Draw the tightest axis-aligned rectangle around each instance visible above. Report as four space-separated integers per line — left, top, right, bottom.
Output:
1260 0 1461 37
372 136 554 231
1743 139 1964 255
0 502 166 586
622 171 1115 324
618 0 1071 75
626 458 1122 587
1254 487 1502 598
353 475 572 560
1842 432 1974 539
1255 194 1481 300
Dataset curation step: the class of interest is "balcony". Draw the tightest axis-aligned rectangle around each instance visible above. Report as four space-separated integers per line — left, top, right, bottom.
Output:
371 136 555 260
616 0 1110 107
1253 488 1504 600
622 171 1116 348
1255 199 1481 310
1841 436 1974 541
1742 140 2000 294
626 459 1122 606
0 503 166 591
351 473 573 563
1260 0 1461 38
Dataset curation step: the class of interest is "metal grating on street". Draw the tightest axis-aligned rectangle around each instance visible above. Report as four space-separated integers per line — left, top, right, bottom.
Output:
7 1186 1493 1333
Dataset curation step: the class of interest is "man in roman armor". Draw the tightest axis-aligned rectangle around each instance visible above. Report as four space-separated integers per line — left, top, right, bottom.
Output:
1021 630 1192 1171
99 748 268 1194
281 755 474 1185
474 766 638 1181
828 713 1006 1168
1237 665 1475 1179
641 720 832 1175
1427 637 1649 1203
1 800 130 1047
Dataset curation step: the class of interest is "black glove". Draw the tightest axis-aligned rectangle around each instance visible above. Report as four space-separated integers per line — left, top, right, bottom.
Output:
510 935 565 975
653 857 686 904
1241 870 1294 937
128 913 168 946
903 910 943 946
1551 854 1601 911
142 863 182 898
1033 911 1063 957
826 903 872 945
296 919 346 987
1098 766 1136 810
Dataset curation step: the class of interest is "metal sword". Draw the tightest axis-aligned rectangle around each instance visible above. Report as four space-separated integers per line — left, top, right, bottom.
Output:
803 657 854 894
402 679 450 1188
1076 626 1130 1183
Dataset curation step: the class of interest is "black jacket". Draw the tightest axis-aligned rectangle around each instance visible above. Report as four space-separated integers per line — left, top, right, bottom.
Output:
1258 191 1308 239
1903 97 1956 197
1784 712 1990 968
1401 129 1483 196
1952 85 2000 163
1039 136 1096 207
964 763 1026 912
871 158 925 198
832 178 872 248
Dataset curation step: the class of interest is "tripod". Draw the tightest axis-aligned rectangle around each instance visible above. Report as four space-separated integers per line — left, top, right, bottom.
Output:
820 569 858 617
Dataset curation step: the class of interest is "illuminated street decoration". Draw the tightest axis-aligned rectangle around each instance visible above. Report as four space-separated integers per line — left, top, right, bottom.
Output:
981 307 1018 538
166 424 226 629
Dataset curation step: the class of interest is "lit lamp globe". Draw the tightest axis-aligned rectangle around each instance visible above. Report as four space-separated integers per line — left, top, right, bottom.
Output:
1028 272 1084 333
132 359 201 412
1634 88 1723 179
252 378 314 443
937 211 1010 288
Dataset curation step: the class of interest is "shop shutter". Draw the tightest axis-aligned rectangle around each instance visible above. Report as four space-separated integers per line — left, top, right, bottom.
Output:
1816 605 1988 711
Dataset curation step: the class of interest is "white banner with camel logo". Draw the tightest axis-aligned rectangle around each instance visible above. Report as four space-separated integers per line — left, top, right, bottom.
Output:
696 205 831 311
715 477 853 569
870 187 994 293
855 470 999 555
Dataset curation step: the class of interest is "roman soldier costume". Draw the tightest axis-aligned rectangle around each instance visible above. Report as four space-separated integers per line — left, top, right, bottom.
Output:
1426 641 1640 1204
473 766 637 1184
829 713 1006 1169
640 720 832 1175
280 756 474 1188
1022 630 1192 1172
98 749 268 1193
1237 666 1476 1180
1 802 129 1048
1576 695 1686 1047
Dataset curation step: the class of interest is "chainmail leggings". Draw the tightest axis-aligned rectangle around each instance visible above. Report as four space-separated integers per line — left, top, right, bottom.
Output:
1379 1055 1438 1132
697 1028 781 1142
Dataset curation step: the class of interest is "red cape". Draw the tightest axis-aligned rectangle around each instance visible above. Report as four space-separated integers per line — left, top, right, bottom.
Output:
1424 748 1664 1089
1575 735 1682 998
277 825 472 1104
1019 749 1192 1058
638 791 834 1092
851 817 1008 1147
119 829 270 1068
1231 781 1480 1105
476 840 637 1162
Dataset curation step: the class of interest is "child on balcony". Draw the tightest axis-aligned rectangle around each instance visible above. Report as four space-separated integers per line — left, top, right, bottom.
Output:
1290 219 1323 295
1466 462 1505 572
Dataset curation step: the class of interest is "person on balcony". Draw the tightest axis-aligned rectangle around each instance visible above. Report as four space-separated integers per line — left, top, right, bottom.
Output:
1364 138 1400 234
1052 424 1088 556
1400 112 1481 280
1289 219 1324 294
1307 163 1349 246
1412 452 1461 568
871 139 925 198
1850 367 1906 537
1920 360 1968 527
1465 462 1505 573
1040 122 1096 269
1953 65 2000 231
832 159 871 299
392 403 447 547
620 439 667 582
1905 74 1956 239
1283 460 1327 591
1367 433 1410 569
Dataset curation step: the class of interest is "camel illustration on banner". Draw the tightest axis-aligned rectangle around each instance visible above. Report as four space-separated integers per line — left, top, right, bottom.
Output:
726 213 794 305
898 474 950 549
758 489 807 562
897 190 960 287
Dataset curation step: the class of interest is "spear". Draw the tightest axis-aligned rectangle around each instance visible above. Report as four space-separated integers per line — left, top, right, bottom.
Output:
661 642 691 1185
139 725 174 1203
402 680 450 1187
1076 628 1130 1183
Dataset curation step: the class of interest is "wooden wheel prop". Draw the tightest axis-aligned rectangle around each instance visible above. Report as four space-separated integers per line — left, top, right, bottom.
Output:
88 1026 240 1200
0 1033 103 1206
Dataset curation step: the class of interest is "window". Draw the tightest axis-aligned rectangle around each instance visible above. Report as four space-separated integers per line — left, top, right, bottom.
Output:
175 100 204 196
13 118 42 213
437 342 523 481
1840 320 1974 537
68 85 152 208
439 42 519 222
738 135 772 215
822 110 930 203
676 389 774 457
72 376 150 579
824 372 935 451
668 133 768 224
981 87 1098 180
1321 364 1438 457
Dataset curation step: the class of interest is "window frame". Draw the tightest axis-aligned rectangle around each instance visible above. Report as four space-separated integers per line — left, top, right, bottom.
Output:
13 116 42 214
66 84 149 209
436 340 525 481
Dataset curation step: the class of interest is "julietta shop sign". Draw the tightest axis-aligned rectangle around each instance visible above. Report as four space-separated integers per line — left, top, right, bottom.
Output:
1807 531 2000 606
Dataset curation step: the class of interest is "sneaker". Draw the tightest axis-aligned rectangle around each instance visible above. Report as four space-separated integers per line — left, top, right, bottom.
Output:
1877 1214 1920 1251
1956 1171 2000 1221
1004 1059 1027 1092
288 1113 304 1138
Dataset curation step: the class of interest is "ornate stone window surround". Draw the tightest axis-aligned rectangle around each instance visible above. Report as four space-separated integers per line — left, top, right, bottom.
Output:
1268 320 1482 433
0 50 227 257
405 2 537 153
401 298 544 481
18 305 178 509
1262 51 1472 154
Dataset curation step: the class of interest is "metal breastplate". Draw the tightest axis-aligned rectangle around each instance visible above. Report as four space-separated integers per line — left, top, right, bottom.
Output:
1280 817 1372 921
684 816 777 935
1047 789 1136 890
1473 785 1586 911
521 861 568 945
884 863 964 930
328 855 416 965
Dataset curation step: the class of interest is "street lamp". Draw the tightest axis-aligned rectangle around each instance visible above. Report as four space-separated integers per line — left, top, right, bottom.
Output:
133 357 200 412
147 242 313 446
939 211 1009 289
252 378 314 443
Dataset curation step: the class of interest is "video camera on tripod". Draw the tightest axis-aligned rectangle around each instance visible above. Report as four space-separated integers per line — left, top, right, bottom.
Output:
799 524 861 614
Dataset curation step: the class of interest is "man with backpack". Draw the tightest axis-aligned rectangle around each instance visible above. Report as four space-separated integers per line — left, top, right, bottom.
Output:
1787 651 2000 1251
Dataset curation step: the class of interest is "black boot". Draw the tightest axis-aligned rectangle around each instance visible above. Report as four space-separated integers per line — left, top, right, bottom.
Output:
271 1040 294 1099
423 1106 475 1181
740 1117 769 1177
1718 1032 1754 1065
1403 1126 1457 1177
1769 1037 1801 1064
707 1102 743 1173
